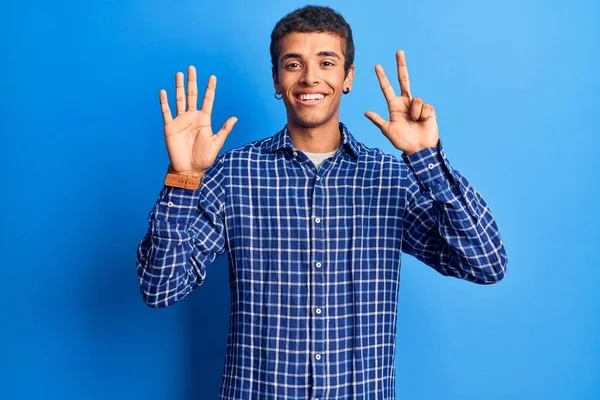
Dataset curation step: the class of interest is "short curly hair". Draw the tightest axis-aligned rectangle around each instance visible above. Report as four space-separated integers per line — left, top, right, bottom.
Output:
270 5 355 77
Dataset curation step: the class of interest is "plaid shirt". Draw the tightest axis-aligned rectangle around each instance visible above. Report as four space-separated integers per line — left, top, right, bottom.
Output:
136 123 507 399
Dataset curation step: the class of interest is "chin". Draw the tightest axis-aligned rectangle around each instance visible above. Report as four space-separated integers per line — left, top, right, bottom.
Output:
290 111 334 128
295 116 326 127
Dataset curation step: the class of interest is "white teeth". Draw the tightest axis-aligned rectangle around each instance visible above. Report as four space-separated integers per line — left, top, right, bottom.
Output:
298 93 324 101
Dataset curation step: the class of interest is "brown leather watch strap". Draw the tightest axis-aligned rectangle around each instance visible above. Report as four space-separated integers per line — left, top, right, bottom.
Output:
164 165 202 190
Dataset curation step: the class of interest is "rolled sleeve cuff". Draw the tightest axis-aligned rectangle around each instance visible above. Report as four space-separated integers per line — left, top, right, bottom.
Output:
401 139 455 187
149 185 203 225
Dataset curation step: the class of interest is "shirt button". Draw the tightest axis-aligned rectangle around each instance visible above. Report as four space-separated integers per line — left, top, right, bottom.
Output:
316 176 320 181
167 201 174 207
315 262 322 268
315 353 321 360
428 163 435 170
293 151 298 157
315 217 321 223
315 308 322 314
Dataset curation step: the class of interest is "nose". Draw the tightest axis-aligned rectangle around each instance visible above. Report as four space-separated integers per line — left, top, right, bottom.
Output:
300 63 319 85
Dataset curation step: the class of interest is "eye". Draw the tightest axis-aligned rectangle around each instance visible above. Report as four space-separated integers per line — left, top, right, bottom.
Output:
286 62 301 69
322 61 335 67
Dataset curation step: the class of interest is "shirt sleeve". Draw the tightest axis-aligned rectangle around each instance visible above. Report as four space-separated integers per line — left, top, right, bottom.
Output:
400 139 507 284
136 155 227 307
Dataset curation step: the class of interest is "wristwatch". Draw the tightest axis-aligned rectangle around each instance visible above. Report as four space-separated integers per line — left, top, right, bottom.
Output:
164 164 202 190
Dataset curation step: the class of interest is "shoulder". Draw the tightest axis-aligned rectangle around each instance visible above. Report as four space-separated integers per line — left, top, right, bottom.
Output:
355 141 407 174
218 135 275 164
342 123 406 171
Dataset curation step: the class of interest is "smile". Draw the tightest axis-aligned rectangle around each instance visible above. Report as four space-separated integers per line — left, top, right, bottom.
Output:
293 92 327 106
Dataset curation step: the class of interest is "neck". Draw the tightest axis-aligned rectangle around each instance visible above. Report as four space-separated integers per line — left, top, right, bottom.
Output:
287 116 342 153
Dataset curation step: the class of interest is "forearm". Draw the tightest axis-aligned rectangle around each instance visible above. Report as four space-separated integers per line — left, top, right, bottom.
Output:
402 140 508 284
429 173 506 283
136 185 223 307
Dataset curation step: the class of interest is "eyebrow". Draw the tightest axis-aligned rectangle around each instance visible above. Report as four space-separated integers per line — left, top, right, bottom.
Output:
280 51 341 62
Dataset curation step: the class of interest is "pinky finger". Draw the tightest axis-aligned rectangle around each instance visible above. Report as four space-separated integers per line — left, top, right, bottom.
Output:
424 104 437 120
159 89 173 125
420 103 432 121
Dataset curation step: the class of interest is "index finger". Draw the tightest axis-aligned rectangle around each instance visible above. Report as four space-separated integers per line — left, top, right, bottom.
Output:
201 75 217 115
375 64 397 104
396 50 411 99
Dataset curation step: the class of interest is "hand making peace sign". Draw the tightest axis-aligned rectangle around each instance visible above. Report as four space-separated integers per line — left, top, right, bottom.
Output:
365 50 439 155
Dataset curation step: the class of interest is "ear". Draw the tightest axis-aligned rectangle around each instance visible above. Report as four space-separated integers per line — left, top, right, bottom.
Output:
344 64 355 92
272 67 281 94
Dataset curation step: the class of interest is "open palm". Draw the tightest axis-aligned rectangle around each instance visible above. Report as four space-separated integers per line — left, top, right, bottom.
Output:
160 66 237 175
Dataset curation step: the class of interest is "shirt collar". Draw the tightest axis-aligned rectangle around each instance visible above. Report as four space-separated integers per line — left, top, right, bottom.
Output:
265 122 361 159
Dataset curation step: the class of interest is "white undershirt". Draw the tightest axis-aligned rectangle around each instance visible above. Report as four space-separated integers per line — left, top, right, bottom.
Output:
302 147 339 169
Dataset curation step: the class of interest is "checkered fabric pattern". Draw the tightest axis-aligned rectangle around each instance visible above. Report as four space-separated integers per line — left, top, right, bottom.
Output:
136 123 507 399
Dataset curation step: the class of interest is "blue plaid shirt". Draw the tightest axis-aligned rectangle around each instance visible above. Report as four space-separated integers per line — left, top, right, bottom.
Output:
136 123 507 399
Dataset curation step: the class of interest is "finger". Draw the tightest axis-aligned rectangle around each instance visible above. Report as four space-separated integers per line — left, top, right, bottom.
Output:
215 116 238 146
202 75 217 115
420 103 431 120
364 111 389 134
420 103 432 121
396 50 411 99
159 89 173 125
175 71 185 115
375 64 397 104
187 66 198 111
410 97 423 121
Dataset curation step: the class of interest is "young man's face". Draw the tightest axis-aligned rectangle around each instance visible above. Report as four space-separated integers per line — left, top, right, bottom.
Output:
273 32 354 129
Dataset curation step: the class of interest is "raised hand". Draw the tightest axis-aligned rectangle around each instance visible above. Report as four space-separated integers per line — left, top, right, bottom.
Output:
160 65 237 175
364 50 439 155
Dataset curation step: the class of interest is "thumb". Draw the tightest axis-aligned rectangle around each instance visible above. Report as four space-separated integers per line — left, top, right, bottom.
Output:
215 116 238 146
364 111 389 134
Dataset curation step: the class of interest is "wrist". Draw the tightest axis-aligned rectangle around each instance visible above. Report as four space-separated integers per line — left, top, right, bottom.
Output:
402 140 439 155
165 165 204 190
168 164 205 178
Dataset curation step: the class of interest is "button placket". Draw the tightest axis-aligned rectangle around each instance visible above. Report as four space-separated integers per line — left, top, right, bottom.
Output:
310 182 326 394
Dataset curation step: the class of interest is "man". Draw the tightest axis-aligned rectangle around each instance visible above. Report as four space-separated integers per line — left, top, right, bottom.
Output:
136 5 507 399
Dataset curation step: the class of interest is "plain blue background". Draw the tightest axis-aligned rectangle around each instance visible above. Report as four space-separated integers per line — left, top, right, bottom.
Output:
2 0 598 399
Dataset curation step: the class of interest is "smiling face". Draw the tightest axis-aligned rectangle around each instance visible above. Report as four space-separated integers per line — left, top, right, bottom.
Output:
273 32 354 130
